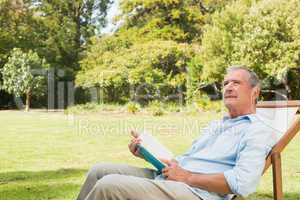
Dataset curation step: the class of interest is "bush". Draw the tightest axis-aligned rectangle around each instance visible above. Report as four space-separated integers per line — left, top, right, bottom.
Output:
147 100 165 116
126 102 141 114
164 102 182 113
65 103 100 114
194 94 223 112
100 104 123 111
65 103 123 114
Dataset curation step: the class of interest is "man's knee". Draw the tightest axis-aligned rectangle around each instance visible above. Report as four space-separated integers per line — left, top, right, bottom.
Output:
100 174 125 186
97 174 133 191
93 174 125 197
87 163 115 179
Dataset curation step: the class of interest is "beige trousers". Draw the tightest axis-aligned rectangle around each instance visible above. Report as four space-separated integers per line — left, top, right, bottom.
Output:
77 163 201 200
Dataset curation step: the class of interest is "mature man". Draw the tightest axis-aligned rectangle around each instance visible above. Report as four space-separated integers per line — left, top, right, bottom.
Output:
77 66 277 200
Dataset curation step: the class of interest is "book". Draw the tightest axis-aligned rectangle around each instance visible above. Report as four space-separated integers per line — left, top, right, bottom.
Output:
137 131 174 173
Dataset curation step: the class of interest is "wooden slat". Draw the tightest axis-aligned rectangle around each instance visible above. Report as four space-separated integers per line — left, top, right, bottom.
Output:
257 100 300 111
272 153 283 200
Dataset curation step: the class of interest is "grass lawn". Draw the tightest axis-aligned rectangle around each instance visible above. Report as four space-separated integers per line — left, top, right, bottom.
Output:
0 110 299 200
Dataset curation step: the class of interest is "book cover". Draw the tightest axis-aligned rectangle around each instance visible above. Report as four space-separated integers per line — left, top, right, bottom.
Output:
137 131 174 173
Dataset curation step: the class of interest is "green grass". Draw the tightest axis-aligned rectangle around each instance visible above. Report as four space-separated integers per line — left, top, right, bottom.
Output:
0 110 299 200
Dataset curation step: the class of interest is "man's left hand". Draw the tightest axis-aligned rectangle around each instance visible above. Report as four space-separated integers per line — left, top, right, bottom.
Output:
162 161 191 183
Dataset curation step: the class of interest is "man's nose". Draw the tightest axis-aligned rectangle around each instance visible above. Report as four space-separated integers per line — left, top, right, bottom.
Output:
224 88 233 95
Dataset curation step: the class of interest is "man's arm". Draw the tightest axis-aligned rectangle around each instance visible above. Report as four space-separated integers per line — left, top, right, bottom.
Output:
187 172 231 194
162 161 231 195
162 127 276 197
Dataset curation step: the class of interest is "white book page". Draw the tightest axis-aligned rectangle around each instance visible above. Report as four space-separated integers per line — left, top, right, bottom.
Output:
139 131 173 160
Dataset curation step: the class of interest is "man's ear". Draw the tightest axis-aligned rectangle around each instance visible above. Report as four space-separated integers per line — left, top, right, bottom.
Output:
252 86 260 104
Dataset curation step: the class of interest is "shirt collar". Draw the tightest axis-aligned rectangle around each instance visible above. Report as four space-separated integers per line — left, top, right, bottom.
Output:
223 113 258 123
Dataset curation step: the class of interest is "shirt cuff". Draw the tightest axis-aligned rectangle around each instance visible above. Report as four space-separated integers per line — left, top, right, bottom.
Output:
224 170 239 195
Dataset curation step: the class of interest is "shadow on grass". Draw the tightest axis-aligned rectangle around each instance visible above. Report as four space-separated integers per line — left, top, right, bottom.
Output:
0 168 88 200
0 168 87 183
1 169 299 200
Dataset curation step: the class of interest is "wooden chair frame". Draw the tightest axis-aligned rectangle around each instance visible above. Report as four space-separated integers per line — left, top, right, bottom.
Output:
233 100 300 200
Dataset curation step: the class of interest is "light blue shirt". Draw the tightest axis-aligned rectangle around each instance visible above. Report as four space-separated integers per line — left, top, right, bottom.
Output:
156 114 277 200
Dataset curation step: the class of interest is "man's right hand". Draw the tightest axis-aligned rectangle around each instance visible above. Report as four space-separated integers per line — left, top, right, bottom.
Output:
128 130 143 159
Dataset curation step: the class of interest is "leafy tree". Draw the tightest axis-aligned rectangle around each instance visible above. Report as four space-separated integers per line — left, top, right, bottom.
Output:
200 0 300 99
186 54 203 102
1 48 49 111
76 38 196 104
31 0 112 73
199 0 250 83
0 0 112 107
0 0 38 66
76 0 234 104
0 0 112 72
119 0 217 43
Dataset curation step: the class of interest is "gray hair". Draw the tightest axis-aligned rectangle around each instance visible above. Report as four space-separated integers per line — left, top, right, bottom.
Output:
226 65 260 88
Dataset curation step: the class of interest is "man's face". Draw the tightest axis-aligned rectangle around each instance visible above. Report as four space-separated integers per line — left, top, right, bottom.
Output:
222 69 257 112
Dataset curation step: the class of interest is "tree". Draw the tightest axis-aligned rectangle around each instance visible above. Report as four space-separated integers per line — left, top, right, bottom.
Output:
0 0 36 66
76 37 196 104
75 0 235 104
0 0 112 72
1 48 49 111
119 0 206 43
186 54 203 102
199 0 300 99
23 0 113 76
0 0 112 108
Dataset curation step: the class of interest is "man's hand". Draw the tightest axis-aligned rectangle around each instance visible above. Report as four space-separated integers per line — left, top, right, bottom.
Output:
162 159 231 194
128 130 143 159
162 160 191 183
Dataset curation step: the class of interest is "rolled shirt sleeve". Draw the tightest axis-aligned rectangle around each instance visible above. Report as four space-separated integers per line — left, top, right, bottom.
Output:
224 127 276 197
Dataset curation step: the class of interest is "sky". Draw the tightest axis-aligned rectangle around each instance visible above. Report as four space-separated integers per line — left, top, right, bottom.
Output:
101 0 121 34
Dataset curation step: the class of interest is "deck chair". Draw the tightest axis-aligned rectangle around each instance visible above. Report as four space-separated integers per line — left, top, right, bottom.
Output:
233 100 300 200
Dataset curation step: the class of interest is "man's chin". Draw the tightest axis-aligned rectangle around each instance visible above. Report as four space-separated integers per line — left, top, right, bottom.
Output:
223 99 237 108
